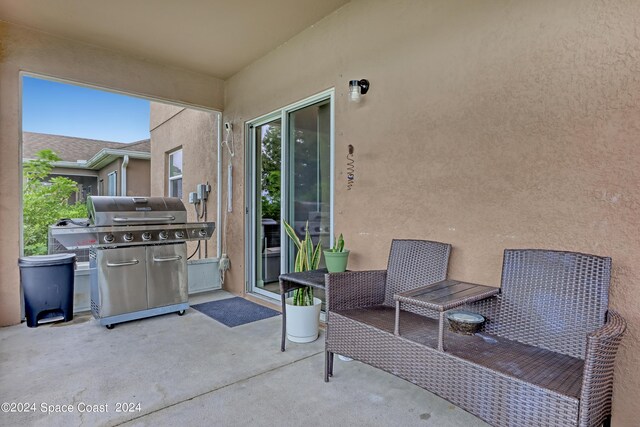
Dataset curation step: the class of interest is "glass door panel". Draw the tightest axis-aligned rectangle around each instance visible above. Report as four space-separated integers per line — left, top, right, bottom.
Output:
254 119 282 294
287 100 331 253
286 100 331 304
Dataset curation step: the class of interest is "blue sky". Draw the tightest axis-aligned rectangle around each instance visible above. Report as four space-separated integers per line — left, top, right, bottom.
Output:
22 76 150 143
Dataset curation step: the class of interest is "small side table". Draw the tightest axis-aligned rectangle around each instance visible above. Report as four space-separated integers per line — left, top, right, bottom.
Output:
278 269 328 352
394 279 499 351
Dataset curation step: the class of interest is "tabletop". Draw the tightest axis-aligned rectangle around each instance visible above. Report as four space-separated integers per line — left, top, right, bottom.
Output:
394 279 499 312
279 269 329 290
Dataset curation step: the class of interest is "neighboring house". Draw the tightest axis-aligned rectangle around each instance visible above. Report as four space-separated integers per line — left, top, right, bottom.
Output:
149 102 218 256
22 132 151 202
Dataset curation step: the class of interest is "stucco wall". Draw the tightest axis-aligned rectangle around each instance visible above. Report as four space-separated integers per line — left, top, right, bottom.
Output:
125 158 150 196
149 103 184 131
223 0 640 423
149 103 218 257
0 21 224 326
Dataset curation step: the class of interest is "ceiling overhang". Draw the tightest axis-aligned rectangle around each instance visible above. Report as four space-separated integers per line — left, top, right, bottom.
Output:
0 0 350 79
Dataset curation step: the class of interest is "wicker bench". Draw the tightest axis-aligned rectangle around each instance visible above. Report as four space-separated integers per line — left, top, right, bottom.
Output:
324 241 626 427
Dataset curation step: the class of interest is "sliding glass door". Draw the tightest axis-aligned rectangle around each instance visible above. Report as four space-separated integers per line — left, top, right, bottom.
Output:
247 91 334 298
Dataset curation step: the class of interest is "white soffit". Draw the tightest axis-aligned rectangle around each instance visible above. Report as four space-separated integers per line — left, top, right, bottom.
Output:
0 0 349 79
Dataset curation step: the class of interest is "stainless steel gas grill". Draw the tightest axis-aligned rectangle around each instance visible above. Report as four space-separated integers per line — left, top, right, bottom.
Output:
50 196 215 329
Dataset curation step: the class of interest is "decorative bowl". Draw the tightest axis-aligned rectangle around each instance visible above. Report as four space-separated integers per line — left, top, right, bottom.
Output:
447 310 485 335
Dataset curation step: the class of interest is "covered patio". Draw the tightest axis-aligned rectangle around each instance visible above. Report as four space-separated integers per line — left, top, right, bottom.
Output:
1 1 639 426
0 291 486 426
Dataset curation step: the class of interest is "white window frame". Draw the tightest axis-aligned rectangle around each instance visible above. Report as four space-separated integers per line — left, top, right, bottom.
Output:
168 149 183 198
107 171 117 196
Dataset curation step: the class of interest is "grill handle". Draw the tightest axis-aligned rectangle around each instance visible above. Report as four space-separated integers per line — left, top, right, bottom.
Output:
112 216 175 223
153 255 182 263
106 260 140 267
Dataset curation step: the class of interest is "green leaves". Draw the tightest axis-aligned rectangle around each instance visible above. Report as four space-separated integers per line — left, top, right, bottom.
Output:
260 125 281 220
311 239 322 270
328 233 346 253
293 287 314 306
283 220 302 251
282 219 322 306
23 150 88 256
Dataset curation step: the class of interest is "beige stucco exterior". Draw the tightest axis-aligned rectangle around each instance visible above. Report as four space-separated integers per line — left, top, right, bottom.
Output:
149 102 218 257
222 0 640 424
95 158 150 197
0 21 224 327
125 158 151 197
2 0 640 423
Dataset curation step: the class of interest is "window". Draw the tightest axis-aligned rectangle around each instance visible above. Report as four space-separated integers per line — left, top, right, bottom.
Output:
168 149 183 198
107 171 117 196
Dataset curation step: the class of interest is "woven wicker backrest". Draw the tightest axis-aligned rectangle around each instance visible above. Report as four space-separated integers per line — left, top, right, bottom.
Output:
383 239 451 307
495 249 611 359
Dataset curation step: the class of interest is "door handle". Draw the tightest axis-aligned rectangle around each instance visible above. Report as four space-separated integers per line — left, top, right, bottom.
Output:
113 216 175 222
106 259 140 267
153 255 182 262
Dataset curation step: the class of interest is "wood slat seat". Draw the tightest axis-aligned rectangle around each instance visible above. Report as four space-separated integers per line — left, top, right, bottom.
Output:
336 305 584 398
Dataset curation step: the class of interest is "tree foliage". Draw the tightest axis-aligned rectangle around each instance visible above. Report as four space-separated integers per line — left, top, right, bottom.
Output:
23 149 88 255
260 125 281 219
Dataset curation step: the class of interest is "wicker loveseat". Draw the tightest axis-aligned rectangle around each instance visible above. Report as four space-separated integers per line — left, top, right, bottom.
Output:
324 240 626 427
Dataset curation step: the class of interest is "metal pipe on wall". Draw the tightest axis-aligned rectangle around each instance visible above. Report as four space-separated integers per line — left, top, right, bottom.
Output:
216 114 222 259
121 155 129 196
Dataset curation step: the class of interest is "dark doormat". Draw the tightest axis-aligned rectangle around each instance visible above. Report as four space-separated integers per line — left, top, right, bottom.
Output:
192 297 280 327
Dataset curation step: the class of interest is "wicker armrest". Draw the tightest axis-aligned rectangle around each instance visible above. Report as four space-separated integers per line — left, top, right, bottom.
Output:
578 310 627 426
326 270 387 311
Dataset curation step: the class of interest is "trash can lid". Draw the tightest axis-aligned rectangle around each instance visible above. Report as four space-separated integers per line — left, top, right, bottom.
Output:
18 253 76 267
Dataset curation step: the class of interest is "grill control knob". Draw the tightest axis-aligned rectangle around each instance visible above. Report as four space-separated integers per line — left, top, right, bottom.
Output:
159 231 169 240
198 229 207 237
142 232 152 241
123 233 134 242
175 230 185 239
103 234 115 244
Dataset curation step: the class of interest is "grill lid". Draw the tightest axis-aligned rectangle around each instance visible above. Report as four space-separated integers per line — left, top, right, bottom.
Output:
87 196 188 226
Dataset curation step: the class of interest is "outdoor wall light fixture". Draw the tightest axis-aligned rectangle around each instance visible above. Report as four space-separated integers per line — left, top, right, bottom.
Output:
349 79 370 103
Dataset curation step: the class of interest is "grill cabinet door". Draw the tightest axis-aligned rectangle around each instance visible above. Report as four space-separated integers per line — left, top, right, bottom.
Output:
97 246 148 316
146 243 187 308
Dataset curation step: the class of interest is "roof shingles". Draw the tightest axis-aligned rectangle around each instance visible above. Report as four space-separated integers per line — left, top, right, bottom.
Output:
22 132 150 162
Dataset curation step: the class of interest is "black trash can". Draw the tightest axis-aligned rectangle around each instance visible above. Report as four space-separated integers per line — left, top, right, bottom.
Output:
18 253 76 327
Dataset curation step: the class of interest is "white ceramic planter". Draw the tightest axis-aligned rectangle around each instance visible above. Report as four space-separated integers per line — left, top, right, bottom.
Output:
285 296 322 343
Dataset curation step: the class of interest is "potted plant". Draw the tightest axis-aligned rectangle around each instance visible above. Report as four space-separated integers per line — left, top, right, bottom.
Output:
323 233 349 273
282 220 323 343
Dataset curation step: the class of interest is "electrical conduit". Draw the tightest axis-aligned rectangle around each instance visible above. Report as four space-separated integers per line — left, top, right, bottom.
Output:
121 155 129 196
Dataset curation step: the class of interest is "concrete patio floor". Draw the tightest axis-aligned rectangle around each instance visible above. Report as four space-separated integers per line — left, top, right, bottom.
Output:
0 290 488 427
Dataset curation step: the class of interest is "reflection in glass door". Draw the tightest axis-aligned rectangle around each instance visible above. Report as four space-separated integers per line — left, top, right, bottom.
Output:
285 100 331 305
248 92 333 298
287 100 331 261
253 119 282 294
